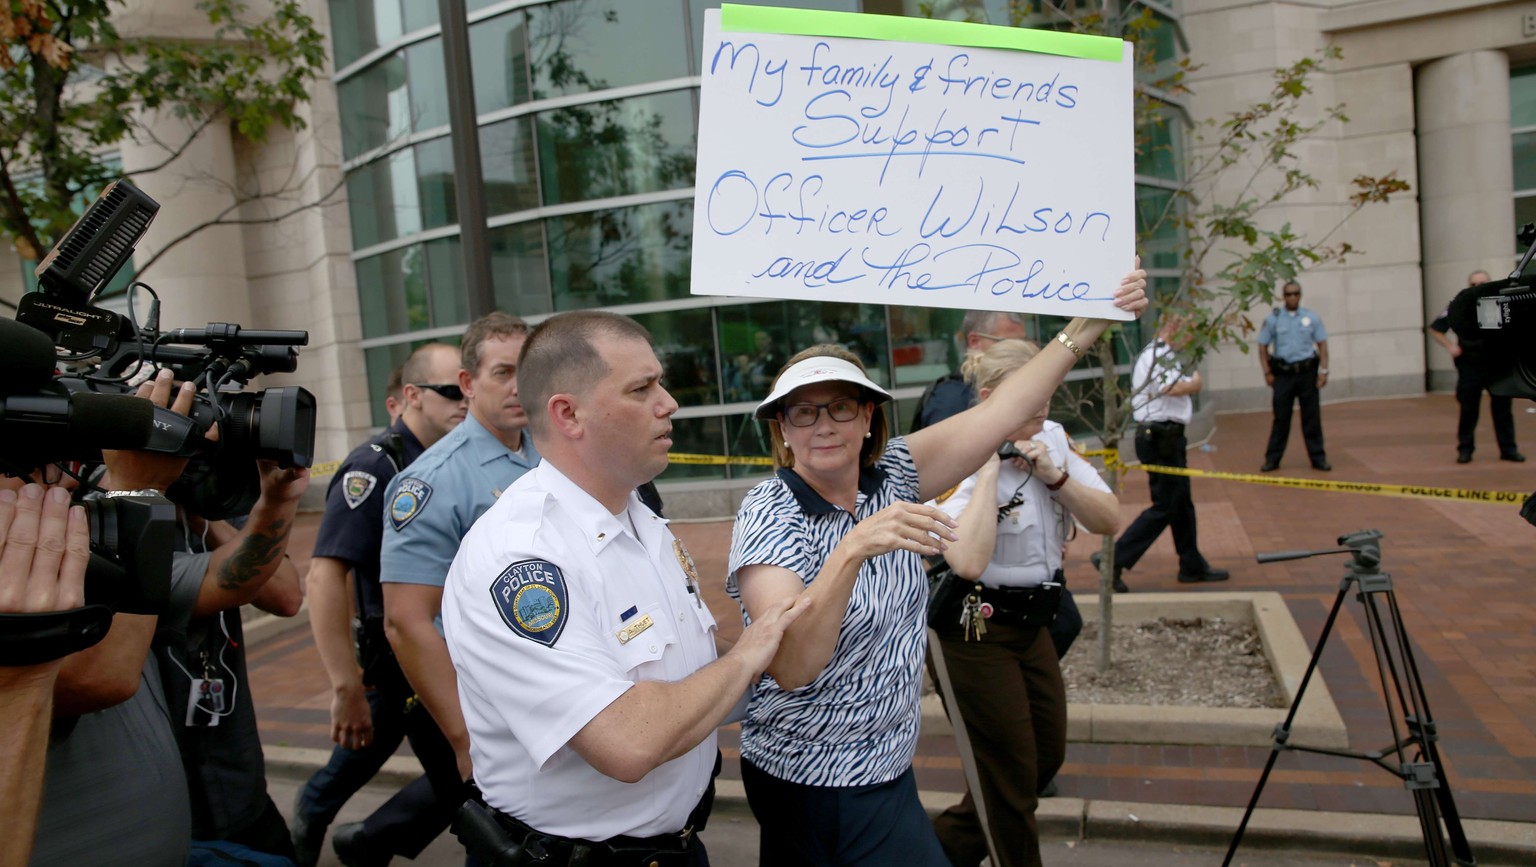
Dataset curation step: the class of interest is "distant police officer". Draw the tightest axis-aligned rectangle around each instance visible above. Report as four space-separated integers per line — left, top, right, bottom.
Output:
291 343 466 866
1258 281 1331 472
377 312 541 862
441 311 807 867
1429 269 1526 464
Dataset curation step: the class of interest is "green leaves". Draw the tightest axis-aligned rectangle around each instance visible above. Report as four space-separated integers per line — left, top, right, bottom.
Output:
0 0 326 260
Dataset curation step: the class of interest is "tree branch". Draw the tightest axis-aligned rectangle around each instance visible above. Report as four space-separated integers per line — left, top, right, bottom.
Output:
134 172 346 275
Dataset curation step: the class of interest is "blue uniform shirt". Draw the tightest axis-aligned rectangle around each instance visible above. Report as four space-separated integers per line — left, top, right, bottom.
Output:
313 418 426 618
1258 306 1327 363
380 412 540 588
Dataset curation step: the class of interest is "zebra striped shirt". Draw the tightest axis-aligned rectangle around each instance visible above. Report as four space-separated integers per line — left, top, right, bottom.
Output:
727 437 928 787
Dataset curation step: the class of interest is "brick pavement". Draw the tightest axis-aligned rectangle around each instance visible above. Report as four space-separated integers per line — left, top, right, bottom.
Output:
251 394 1536 824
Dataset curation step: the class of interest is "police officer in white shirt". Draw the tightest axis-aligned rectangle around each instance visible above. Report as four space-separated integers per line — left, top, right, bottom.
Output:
1099 317 1229 590
440 311 809 866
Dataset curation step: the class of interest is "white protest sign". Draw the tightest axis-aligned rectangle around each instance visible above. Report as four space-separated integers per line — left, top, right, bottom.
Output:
690 6 1135 320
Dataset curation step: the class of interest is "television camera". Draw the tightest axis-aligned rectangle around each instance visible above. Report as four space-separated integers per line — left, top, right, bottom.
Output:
0 180 316 665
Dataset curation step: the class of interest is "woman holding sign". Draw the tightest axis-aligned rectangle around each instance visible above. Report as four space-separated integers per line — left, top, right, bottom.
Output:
926 338 1120 867
726 264 1147 866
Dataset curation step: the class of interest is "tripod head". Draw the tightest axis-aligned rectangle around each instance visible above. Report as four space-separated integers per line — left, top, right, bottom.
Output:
1255 529 1381 572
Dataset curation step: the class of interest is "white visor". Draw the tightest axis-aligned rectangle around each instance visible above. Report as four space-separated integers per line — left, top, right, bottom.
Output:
754 356 892 420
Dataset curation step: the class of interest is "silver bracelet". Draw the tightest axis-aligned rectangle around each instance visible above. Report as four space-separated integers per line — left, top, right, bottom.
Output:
103 488 165 498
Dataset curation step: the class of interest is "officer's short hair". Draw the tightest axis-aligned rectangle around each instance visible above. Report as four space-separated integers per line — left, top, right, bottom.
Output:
400 342 458 386
1282 280 1302 293
519 311 653 438
462 312 530 376
960 309 1027 339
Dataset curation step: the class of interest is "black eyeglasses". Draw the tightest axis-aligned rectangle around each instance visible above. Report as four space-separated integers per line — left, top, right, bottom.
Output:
412 383 464 401
783 398 861 427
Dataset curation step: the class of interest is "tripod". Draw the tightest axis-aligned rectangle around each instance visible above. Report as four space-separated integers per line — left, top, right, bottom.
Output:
1222 530 1476 867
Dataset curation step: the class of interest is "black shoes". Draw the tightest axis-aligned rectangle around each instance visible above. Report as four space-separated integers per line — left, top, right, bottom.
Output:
1311 461 1331 471
1501 451 1527 463
1089 552 1130 593
1178 567 1230 584
1457 449 1473 464
331 823 389 867
1259 461 1279 472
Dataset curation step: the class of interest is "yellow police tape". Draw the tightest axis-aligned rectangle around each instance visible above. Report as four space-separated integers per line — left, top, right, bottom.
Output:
311 450 1524 505
1080 449 1527 505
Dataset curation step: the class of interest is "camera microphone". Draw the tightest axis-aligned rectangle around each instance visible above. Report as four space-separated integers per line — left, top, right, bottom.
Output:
0 317 62 397
1 391 154 458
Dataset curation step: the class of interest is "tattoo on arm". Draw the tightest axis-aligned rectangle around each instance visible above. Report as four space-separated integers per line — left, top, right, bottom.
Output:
217 519 290 591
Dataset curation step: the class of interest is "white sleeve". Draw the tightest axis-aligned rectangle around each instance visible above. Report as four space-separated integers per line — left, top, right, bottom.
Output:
928 472 978 521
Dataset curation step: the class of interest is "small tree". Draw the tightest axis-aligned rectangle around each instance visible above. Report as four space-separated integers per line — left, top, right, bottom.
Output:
968 1 1410 671
0 0 327 292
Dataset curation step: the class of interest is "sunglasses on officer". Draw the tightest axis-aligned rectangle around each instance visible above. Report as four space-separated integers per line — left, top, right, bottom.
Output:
412 383 464 401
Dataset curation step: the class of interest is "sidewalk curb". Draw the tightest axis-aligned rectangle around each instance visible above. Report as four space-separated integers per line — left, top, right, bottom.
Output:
264 746 1535 864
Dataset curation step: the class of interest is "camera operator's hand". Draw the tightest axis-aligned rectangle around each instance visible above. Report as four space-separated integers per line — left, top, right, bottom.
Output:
256 459 310 507
101 369 206 493
0 484 90 662
0 483 90 867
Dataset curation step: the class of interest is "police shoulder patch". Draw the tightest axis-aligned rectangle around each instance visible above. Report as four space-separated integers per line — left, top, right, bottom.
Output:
342 471 378 510
489 559 569 647
389 478 433 531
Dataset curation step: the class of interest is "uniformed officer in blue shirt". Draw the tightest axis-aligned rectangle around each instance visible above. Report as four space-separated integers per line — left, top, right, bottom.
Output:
291 343 466 866
379 312 540 852
1258 280 1331 472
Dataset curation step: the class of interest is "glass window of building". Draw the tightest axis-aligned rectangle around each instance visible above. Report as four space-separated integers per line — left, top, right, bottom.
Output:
526 0 690 99
535 91 697 206
406 38 451 132
470 10 532 116
689 0 858 73
329 0 404 70
1513 67 1536 230
338 53 409 160
481 117 542 217
546 200 694 310
489 221 553 316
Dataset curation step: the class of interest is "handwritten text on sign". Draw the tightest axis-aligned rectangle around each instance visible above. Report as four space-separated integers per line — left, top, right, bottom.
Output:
690 10 1135 319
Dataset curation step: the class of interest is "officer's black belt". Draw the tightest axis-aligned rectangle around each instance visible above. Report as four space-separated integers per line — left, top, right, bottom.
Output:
1270 356 1318 375
455 781 712 867
1142 420 1185 431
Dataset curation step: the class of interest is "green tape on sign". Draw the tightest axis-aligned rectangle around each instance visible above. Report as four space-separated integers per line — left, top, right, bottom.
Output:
720 3 1123 62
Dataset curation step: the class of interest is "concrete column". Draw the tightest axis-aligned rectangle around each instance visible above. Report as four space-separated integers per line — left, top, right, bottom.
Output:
118 111 255 331
1416 50 1514 390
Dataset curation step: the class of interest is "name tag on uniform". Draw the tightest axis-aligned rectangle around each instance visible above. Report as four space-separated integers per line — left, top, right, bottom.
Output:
616 613 654 645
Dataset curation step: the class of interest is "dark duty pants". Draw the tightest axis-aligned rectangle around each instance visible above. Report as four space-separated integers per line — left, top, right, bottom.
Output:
1455 355 1518 455
1114 421 1211 575
1265 358 1326 466
931 623 1067 867
294 683 463 859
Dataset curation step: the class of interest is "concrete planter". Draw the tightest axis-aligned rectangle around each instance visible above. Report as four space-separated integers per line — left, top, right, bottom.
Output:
924 591 1348 750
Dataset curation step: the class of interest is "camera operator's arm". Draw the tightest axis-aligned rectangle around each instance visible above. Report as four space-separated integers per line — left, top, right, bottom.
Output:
190 461 308 618
55 370 195 716
0 481 90 867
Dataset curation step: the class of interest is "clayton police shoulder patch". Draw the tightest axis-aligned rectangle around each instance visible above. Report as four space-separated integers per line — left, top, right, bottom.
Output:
389 478 433 531
489 559 569 647
342 471 378 510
